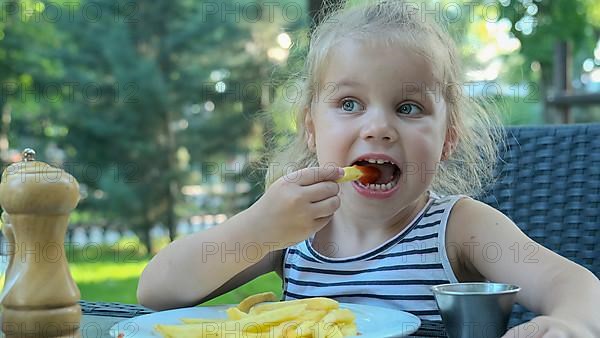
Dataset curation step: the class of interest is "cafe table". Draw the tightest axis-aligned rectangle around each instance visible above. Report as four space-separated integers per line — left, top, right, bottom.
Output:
78 300 448 337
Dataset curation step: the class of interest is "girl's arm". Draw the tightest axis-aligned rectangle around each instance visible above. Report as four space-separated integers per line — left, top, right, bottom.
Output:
194 249 284 305
137 167 343 311
447 198 600 337
136 208 282 311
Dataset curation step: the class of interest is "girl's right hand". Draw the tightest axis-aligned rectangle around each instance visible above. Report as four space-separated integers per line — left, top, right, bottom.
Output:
251 167 344 250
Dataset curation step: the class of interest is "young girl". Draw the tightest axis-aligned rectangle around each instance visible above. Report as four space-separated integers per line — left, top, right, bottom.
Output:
137 1 600 336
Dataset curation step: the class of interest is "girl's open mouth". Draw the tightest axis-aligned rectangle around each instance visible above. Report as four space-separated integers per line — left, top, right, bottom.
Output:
350 159 402 198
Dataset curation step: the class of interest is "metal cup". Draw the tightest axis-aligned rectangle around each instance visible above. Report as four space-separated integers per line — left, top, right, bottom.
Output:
431 282 520 338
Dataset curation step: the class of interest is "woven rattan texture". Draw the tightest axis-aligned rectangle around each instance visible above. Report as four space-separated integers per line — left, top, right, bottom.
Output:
477 123 599 326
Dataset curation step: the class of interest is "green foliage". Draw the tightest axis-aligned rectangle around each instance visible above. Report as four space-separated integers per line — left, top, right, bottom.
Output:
457 0 596 94
0 0 312 250
0 0 67 160
516 1 594 57
497 96 543 125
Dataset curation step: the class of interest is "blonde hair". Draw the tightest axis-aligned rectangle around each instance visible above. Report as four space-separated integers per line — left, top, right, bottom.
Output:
264 0 504 197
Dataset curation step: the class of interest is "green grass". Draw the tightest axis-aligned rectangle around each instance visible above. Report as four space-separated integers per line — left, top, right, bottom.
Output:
70 260 148 304
200 272 283 306
64 238 282 306
72 260 282 306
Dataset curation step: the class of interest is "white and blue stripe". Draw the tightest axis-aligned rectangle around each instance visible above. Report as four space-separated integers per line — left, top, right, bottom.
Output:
282 192 463 321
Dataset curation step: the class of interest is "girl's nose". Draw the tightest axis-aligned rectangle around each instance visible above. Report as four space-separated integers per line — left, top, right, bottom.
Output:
359 110 399 143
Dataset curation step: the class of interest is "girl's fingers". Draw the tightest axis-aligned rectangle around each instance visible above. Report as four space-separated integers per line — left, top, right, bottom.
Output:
310 195 341 219
303 181 340 202
286 167 343 186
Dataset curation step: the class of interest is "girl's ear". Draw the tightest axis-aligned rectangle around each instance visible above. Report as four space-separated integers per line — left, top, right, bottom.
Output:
441 125 458 161
304 108 316 151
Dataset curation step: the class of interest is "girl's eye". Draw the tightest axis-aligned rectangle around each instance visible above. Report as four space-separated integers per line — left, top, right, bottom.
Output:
340 99 364 112
397 103 423 116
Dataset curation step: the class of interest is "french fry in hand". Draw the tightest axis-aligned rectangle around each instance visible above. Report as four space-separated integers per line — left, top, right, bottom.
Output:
335 166 362 183
336 165 380 184
154 293 359 338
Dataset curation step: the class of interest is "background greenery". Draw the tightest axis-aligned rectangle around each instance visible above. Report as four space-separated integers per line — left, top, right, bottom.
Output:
68 239 282 305
1 0 599 306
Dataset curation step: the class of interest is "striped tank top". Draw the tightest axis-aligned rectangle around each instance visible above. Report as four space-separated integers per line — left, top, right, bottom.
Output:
282 192 464 321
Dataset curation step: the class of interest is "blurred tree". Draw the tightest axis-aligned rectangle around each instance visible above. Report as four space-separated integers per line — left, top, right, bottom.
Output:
422 0 600 124
494 0 600 122
0 0 67 165
43 0 310 250
0 0 314 250
503 0 599 82
48 0 263 250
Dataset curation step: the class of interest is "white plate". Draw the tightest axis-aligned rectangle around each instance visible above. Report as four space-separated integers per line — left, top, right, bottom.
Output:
109 303 421 338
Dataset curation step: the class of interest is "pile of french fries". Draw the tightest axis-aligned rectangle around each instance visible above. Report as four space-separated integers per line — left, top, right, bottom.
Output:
155 292 358 338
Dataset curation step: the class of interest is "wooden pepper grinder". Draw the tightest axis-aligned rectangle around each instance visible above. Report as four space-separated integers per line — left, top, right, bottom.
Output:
0 149 81 338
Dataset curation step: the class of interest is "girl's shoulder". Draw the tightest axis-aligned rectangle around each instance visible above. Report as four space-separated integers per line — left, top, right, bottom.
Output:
445 196 512 244
444 196 528 281
446 196 512 235
442 193 586 304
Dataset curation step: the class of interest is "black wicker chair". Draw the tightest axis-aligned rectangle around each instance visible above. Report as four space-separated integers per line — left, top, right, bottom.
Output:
477 123 600 327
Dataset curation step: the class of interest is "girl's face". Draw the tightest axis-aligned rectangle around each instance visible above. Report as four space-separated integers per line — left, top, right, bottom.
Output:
307 39 453 213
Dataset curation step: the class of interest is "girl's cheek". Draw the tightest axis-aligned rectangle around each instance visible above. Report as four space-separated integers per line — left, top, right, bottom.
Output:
406 137 438 164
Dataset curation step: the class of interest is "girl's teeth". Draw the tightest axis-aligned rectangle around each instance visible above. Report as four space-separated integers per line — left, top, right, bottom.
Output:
361 180 397 191
363 182 395 191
